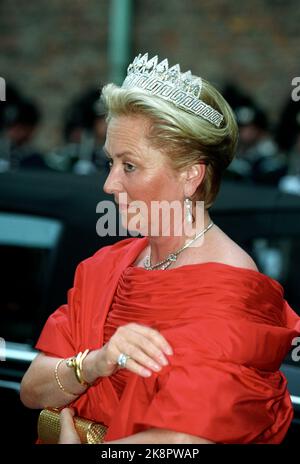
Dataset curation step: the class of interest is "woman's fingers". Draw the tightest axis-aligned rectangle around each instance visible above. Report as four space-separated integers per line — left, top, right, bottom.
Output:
127 323 173 356
105 326 173 377
124 357 152 377
105 343 151 377
58 408 81 444
116 334 169 368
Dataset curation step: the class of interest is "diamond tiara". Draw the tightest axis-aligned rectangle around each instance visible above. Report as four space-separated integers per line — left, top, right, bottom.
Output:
121 53 224 128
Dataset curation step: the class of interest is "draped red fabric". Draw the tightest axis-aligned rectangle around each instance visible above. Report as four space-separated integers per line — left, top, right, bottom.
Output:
35 237 300 443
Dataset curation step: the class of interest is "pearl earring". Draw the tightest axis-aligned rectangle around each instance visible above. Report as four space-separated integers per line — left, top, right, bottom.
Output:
185 198 193 224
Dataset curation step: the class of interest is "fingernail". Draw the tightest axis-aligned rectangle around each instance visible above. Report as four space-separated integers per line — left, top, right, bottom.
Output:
159 355 168 366
151 363 161 371
143 369 152 377
165 347 173 356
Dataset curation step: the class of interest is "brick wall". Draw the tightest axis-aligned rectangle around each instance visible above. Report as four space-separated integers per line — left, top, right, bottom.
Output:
0 0 299 150
134 0 300 117
0 0 109 150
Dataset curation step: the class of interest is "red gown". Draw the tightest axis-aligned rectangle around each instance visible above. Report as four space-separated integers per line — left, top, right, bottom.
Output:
36 237 300 443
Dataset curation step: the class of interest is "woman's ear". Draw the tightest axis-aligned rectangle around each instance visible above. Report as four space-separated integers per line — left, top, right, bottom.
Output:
182 164 206 197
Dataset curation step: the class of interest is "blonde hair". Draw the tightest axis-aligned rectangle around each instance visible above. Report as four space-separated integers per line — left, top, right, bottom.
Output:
101 79 238 208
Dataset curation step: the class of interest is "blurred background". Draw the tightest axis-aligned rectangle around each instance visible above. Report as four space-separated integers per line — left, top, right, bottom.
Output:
0 0 300 445
0 0 300 179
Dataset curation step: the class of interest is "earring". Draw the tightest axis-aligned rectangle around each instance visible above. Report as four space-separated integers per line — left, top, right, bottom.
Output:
184 198 193 224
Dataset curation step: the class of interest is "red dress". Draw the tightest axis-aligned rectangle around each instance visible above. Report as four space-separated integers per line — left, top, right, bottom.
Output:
36 237 300 443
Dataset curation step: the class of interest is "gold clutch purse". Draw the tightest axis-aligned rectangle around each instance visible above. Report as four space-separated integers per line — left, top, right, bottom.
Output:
38 408 107 444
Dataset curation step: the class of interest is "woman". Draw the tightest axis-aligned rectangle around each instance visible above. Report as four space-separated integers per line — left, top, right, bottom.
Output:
20 53 300 444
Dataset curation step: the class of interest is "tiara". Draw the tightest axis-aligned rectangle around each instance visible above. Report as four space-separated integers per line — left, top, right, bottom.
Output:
122 53 224 127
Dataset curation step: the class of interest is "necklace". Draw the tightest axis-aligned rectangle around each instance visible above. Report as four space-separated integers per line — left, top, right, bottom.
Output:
143 221 214 271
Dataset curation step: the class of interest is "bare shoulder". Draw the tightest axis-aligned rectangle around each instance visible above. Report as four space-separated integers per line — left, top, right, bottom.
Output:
207 225 259 272
222 245 258 271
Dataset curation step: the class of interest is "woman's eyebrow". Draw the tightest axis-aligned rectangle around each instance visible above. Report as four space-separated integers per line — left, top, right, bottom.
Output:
103 147 139 159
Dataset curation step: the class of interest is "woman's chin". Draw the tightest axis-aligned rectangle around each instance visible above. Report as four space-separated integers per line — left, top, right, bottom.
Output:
120 214 148 237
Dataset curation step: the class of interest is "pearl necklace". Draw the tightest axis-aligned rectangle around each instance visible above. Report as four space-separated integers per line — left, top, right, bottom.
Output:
143 221 214 271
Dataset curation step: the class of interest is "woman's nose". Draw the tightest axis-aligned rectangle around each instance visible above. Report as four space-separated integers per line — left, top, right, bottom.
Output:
103 168 122 195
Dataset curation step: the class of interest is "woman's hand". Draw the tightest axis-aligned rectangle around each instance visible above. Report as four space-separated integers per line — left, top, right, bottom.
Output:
96 323 173 378
58 408 81 444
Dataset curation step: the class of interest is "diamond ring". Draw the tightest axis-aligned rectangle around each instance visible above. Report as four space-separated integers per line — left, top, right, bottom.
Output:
117 353 131 368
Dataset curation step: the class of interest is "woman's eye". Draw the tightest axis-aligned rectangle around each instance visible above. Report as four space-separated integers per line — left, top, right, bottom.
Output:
124 163 136 172
106 158 135 172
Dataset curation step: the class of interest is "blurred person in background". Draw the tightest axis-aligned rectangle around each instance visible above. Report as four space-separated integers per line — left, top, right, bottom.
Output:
223 85 287 185
46 87 108 175
0 83 21 132
0 86 47 172
276 98 300 195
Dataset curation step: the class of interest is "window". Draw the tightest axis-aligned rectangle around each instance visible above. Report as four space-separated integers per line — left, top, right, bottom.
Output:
251 237 300 314
0 213 62 343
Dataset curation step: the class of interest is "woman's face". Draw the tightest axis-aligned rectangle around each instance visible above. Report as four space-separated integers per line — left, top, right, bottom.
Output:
103 114 185 235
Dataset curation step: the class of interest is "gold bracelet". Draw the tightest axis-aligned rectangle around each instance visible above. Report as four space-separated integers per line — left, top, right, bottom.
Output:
75 349 91 386
66 350 91 386
66 355 76 369
54 359 78 396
